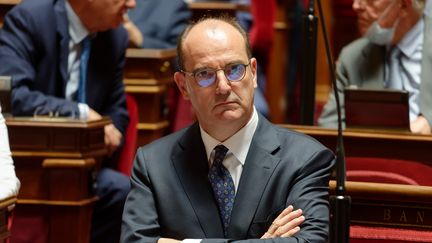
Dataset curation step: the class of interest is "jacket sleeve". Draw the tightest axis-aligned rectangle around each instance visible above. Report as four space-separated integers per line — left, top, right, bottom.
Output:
129 0 191 49
0 6 80 117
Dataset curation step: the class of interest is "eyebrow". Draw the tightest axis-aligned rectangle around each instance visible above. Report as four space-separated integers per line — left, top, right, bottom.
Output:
191 60 248 73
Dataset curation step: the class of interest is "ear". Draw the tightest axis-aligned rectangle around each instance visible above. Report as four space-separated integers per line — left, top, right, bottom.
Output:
174 72 190 100
250 58 258 89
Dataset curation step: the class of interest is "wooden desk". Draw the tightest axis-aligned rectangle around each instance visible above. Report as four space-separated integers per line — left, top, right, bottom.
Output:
188 2 249 20
6 117 109 243
124 48 177 147
329 181 432 230
0 196 16 243
281 125 432 165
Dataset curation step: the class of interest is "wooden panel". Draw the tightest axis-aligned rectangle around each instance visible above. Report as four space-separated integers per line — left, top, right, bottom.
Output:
6 117 109 243
0 197 16 243
266 1 292 123
124 48 177 147
280 124 432 165
330 181 432 230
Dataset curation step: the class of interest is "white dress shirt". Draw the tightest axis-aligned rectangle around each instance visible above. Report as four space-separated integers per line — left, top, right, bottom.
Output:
385 17 424 121
65 1 90 119
0 105 20 200
200 107 259 192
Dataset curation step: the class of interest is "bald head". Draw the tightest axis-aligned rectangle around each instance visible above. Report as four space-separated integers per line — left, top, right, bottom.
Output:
177 16 252 70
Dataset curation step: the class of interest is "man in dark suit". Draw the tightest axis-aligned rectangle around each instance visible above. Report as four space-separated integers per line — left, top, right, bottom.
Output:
0 0 135 242
122 16 335 243
123 0 191 49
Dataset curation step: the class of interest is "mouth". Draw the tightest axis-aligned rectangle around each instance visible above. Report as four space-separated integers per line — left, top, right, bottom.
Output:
214 101 237 109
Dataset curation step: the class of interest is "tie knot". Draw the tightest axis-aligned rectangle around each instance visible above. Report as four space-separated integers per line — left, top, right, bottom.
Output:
212 145 228 175
214 145 228 162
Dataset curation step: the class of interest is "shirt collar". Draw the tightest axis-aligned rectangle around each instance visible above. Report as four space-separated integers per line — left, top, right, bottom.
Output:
397 17 424 57
200 107 259 166
65 0 90 44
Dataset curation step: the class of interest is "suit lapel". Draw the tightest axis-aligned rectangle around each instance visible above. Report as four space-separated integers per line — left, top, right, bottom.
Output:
171 124 224 238
54 0 69 90
228 115 281 239
361 43 386 89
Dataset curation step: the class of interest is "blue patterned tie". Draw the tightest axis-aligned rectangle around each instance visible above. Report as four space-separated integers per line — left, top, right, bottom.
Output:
208 145 235 236
78 36 91 103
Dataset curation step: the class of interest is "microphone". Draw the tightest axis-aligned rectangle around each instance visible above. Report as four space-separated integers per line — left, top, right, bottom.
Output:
312 1 351 242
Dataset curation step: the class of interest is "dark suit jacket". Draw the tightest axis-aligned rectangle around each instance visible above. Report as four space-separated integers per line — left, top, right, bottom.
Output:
319 15 432 129
122 114 335 243
0 0 129 134
128 0 191 49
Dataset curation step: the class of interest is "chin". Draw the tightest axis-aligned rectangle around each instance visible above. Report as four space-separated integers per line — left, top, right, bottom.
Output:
218 110 245 121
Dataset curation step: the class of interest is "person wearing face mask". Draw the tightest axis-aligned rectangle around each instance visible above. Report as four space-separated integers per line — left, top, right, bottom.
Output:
318 0 431 134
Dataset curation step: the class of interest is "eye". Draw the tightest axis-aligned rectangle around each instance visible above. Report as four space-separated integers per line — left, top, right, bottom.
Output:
225 64 245 81
195 69 216 87
195 69 214 80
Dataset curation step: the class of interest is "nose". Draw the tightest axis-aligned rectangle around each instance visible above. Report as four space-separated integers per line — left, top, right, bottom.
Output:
215 70 231 95
125 0 136 9
352 0 363 12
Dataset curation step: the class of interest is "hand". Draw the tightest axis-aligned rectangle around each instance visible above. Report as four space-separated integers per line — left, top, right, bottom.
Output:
88 108 102 121
410 115 431 134
377 0 401 29
123 14 144 47
104 124 123 156
261 205 305 239
157 238 181 243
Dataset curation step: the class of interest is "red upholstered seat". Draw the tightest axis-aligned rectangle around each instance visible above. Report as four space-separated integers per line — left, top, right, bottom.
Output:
346 157 432 242
350 225 432 243
116 94 138 176
346 157 432 186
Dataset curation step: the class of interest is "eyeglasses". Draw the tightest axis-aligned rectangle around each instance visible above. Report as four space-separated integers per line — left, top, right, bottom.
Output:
181 60 251 87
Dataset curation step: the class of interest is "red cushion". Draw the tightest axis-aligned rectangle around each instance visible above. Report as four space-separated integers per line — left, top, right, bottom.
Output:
116 95 138 176
350 225 432 242
10 205 48 243
346 157 432 186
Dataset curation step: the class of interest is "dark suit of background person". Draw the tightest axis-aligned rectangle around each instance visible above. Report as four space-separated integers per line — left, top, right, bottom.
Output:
0 0 135 242
126 0 191 49
319 0 432 133
122 17 335 243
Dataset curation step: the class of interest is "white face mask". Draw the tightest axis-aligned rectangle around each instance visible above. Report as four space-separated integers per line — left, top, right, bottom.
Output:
365 21 396 45
364 1 401 46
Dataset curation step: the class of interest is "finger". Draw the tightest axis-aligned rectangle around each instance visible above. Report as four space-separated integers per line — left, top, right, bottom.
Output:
276 215 305 236
275 205 294 221
267 206 294 234
281 226 301 237
277 209 303 226
260 232 272 239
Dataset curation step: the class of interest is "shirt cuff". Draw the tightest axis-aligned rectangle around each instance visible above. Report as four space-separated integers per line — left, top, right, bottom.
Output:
78 103 89 120
182 239 201 243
